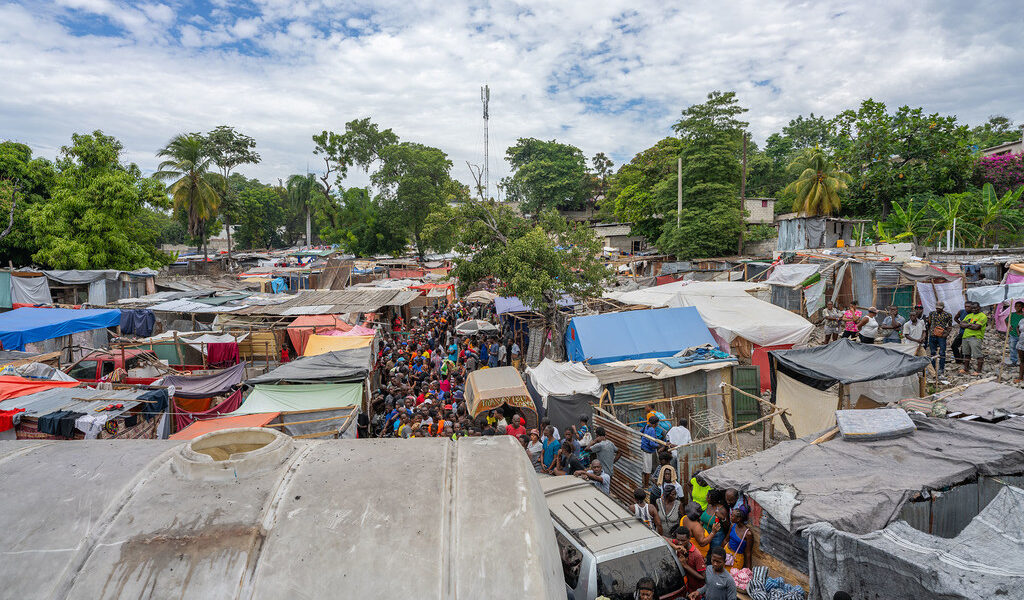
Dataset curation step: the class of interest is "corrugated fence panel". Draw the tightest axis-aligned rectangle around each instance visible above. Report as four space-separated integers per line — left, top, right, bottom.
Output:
594 412 644 505
929 482 980 538
898 500 931 534
612 379 663 426
675 442 717 484
759 510 809 573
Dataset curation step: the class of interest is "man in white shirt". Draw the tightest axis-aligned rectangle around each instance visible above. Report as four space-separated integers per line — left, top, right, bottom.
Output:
663 415 696 458
511 342 521 368
903 308 926 348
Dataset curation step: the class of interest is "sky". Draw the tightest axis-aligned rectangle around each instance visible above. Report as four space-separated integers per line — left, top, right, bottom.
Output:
2 0 1022 192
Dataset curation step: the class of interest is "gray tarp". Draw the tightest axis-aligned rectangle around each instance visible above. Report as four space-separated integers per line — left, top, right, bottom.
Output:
42 270 119 285
702 415 1024 534
246 347 371 385
806 485 1024 600
943 382 1024 420
161 361 247 399
10 277 52 305
770 338 930 392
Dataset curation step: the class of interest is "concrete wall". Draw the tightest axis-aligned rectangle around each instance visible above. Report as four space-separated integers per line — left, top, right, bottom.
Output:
604 235 647 253
744 198 775 224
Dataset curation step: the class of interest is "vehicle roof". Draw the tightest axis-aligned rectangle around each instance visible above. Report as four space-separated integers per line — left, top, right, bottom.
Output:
540 475 665 557
0 432 564 599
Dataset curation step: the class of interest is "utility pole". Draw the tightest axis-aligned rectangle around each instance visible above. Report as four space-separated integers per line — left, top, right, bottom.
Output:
677 157 682 227
738 132 747 255
481 85 490 201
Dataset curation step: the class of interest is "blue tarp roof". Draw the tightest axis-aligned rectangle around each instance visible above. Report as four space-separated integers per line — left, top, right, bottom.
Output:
0 307 121 351
494 295 575 315
565 307 716 364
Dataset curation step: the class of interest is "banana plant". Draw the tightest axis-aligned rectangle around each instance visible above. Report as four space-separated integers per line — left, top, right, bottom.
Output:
975 183 1024 246
885 199 928 245
927 193 981 248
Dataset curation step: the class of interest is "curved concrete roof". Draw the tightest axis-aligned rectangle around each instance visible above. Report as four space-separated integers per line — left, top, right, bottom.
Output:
0 432 563 599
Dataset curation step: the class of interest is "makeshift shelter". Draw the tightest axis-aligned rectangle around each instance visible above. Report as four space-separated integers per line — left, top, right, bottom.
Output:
565 307 717 364
303 334 374 356
0 307 121 352
162 362 247 400
0 376 79 401
524 359 601 435
169 412 280 440
246 347 372 385
464 290 497 303
768 339 930 437
806 485 1024 600
0 386 168 440
465 366 538 427
228 383 362 416
494 294 574 315
286 314 352 354
172 389 245 432
941 382 1024 421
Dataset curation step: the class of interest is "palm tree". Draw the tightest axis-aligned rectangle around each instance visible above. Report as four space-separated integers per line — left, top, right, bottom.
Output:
286 173 322 247
155 134 221 260
784 148 851 216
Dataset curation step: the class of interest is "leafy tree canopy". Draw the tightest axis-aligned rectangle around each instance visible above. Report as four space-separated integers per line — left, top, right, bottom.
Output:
0 141 56 264
317 187 406 257
232 185 287 250
503 138 590 213
28 131 170 269
605 137 684 241
971 115 1020 150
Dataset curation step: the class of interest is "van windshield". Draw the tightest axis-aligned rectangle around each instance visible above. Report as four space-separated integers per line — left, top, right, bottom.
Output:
596 546 685 600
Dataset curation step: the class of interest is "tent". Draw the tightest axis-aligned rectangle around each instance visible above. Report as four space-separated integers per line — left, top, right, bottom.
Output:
455 319 499 335
0 307 121 351
321 325 376 336
169 412 280 440
287 315 352 354
246 348 372 385
494 294 574 315
768 339 930 437
303 334 374 356
161 361 247 399
702 415 1024 535
525 359 601 434
227 383 363 416
565 307 716 364
464 290 497 303
607 281 814 350
465 367 537 425
806 485 1024 600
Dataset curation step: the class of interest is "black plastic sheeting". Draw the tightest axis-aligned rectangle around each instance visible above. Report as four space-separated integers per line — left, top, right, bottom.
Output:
769 338 930 394
544 394 595 437
246 347 371 385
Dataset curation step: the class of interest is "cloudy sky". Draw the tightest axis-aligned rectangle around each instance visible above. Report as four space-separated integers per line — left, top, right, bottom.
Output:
2 0 1022 191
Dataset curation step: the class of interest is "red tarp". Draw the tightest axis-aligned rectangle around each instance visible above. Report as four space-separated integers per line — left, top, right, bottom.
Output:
0 377 79 401
287 315 352 354
170 410 279 440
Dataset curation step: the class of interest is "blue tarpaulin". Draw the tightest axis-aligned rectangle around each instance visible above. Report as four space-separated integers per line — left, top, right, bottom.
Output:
564 307 716 364
0 307 122 351
271 277 287 293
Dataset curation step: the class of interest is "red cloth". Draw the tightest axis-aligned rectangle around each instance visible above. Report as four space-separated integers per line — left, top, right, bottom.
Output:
0 408 26 432
173 389 245 432
206 343 239 367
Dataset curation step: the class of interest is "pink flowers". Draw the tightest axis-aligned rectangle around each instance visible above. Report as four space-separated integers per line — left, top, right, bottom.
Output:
978 154 1024 196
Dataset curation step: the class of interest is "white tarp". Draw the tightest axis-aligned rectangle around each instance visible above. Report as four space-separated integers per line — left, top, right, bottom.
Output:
918 278 965 316
607 281 813 348
804 279 826 315
775 371 839 437
144 331 249 354
766 264 820 288
525 359 602 403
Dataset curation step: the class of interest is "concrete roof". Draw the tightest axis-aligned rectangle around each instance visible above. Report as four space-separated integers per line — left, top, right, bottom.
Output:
0 432 563 599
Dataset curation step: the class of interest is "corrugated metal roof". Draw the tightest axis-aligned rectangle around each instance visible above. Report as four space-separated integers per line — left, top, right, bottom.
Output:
240 288 419 315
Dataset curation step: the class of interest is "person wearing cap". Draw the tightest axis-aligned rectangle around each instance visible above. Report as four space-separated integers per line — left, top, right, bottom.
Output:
927 301 953 375
857 307 880 344
526 429 543 471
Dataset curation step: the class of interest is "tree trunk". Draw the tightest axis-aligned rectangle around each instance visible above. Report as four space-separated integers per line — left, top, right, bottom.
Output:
305 207 312 248
225 215 233 269
202 221 209 262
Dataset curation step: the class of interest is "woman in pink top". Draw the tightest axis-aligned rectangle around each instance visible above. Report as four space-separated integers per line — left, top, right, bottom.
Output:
842 302 862 338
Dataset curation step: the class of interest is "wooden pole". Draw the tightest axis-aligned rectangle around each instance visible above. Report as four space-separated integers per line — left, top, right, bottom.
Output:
677 157 682 228
738 132 747 256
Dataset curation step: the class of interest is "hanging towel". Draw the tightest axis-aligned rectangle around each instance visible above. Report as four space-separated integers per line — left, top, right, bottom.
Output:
207 342 239 367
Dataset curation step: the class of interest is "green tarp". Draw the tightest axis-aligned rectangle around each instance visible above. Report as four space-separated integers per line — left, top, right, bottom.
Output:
228 383 362 416
0 272 10 309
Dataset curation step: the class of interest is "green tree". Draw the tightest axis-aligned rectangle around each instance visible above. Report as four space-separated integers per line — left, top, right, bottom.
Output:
311 117 399 197
203 126 260 260
971 115 1020 150
27 131 170 269
605 137 684 240
881 198 929 244
317 187 407 256
372 142 457 257
660 91 747 258
286 173 322 247
0 142 56 264
503 138 589 214
831 100 974 217
974 182 1024 246
590 152 614 204
926 192 980 248
232 185 286 249
425 200 610 357
154 133 221 259
784 148 851 215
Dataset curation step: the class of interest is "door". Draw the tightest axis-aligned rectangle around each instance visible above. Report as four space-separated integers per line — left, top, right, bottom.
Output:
731 365 762 431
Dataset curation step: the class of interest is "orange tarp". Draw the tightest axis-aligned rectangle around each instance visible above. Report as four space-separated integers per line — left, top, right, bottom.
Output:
169 412 280 440
287 315 352 354
303 334 373 356
0 376 79 401
174 396 213 413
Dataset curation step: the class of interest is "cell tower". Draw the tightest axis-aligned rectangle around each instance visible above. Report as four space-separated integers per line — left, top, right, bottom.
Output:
481 84 490 201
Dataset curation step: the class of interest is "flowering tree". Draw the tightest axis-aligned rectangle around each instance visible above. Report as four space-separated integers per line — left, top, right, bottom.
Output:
978 154 1024 196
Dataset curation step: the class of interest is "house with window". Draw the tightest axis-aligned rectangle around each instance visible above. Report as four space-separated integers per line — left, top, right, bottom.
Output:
591 223 648 254
744 197 775 224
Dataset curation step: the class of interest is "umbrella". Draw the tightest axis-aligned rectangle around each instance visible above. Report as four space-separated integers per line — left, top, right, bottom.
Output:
455 319 499 335
464 290 498 303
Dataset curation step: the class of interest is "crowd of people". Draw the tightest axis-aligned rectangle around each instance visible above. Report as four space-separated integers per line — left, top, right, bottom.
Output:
820 299 993 377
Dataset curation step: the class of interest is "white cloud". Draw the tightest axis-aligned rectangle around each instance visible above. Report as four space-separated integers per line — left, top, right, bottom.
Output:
1 0 1021 192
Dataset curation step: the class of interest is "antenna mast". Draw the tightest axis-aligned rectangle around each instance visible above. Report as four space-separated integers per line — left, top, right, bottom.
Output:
481 84 490 201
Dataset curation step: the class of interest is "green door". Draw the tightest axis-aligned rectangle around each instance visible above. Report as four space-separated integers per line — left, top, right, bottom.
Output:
732 365 762 431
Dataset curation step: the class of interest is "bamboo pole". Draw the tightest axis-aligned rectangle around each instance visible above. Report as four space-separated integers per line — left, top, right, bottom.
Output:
720 381 797 440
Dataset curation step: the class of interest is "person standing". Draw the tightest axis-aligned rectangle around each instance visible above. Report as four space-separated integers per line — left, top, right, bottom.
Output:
656 486 682 535
841 302 862 339
1008 302 1024 367
960 301 988 375
631 488 662 533
857 307 880 344
669 528 705 597
574 459 611 495
927 302 953 375
822 300 843 344
688 547 737 600
497 341 507 366
511 341 521 369
640 415 661 489
951 304 969 368
586 426 621 478
488 338 500 368
880 305 906 343
902 310 926 349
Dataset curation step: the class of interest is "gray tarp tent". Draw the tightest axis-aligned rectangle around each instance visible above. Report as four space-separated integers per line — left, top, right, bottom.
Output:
246 347 371 385
806 485 1024 600
942 381 1024 420
702 415 1024 535
162 361 247 399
